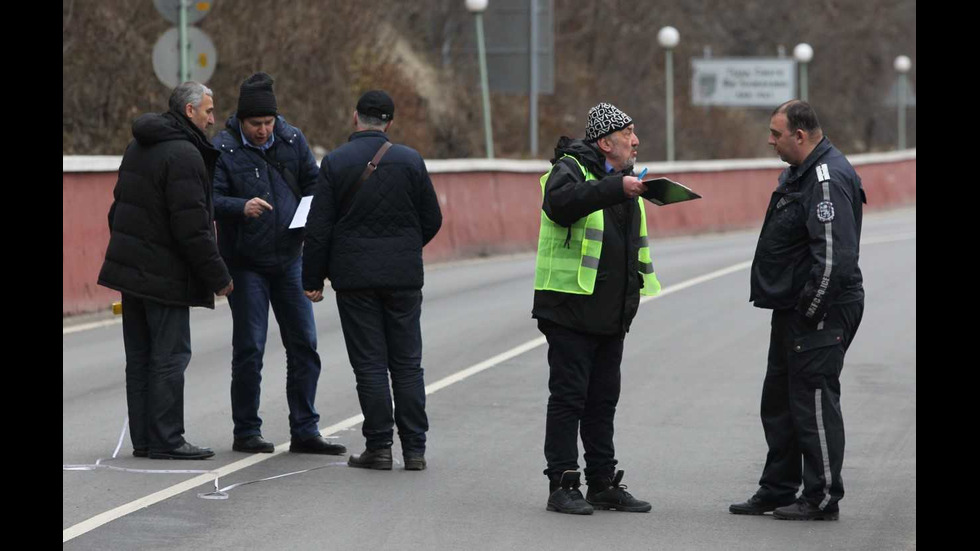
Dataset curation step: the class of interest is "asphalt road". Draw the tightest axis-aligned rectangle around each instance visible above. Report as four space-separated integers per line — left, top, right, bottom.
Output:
63 207 916 550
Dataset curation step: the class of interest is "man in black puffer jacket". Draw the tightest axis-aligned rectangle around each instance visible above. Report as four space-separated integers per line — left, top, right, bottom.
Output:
211 73 343 457
303 90 442 471
99 81 233 460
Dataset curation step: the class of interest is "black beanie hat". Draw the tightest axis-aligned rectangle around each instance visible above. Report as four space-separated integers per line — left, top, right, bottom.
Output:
237 72 278 119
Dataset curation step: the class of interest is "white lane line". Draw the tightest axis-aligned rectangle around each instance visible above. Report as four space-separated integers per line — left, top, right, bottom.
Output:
63 232 918 542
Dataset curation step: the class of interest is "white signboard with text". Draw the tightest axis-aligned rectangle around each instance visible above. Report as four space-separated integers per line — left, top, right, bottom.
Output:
692 58 796 107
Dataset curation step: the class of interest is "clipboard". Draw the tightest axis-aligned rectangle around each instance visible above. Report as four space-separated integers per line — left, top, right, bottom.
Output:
641 178 702 206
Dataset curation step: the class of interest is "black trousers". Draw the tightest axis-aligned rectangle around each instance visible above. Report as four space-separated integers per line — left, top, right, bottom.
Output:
336 289 428 454
121 294 192 453
757 301 863 511
538 319 623 482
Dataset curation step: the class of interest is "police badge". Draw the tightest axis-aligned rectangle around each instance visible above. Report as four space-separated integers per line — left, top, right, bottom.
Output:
816 201 835 223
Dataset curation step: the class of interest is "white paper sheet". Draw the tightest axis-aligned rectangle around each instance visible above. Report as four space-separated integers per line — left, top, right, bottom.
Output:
289 195 314 229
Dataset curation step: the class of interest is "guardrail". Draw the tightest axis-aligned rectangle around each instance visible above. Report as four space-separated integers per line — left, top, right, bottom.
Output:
63 150 915 316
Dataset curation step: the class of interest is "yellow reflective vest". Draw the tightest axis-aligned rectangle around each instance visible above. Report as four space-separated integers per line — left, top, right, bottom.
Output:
534 155 661 296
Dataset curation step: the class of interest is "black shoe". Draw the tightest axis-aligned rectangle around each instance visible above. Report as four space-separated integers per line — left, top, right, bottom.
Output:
773 499 839 521
148 442 215 460
547 471 594 515
289 435 347 455
404 452 426 471
233 435 275 453
133 448 148 458
729 494 797 515
586 470 651 513
348 448 393 470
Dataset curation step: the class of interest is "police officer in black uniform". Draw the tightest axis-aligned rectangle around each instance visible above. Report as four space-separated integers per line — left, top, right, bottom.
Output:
730 101 866 521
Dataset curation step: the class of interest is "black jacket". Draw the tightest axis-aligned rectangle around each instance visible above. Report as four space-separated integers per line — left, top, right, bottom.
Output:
532 137 646 337
98 110 231 308
302 130 442 292
212 114 319 269
750 137 865 321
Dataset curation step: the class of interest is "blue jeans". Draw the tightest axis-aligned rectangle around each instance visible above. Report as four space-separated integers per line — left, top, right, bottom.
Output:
336 289 427 454
227 257 321 438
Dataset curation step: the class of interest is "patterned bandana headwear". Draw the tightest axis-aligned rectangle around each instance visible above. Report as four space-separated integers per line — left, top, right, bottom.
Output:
585 102 633 142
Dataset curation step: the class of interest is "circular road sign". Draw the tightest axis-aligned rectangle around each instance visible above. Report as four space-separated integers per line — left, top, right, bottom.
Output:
153 0 213 25
152 26 218 89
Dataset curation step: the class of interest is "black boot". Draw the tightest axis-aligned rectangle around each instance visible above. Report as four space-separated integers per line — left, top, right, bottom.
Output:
586 470 651 512
546 471 594 515
347 448 393 470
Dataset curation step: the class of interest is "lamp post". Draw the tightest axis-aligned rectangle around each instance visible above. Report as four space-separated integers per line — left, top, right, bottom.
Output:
894 55 911 150
794 43 813 102
658 26 679 162
466 0 494 159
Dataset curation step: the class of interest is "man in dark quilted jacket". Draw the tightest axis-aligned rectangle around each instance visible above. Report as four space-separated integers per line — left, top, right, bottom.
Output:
302 90 442 471
212 73 345 457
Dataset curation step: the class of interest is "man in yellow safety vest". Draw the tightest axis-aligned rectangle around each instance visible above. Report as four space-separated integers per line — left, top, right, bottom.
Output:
533 102 660 515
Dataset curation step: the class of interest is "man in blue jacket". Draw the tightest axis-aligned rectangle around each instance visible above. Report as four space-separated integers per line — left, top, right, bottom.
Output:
302 90 442 471
213 72 345 456
731 100 865 521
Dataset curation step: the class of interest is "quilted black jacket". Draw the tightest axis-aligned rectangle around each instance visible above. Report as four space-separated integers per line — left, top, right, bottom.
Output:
212 114 319 269
302 130 442 292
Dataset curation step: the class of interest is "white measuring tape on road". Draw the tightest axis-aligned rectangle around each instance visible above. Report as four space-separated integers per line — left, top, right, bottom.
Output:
63 417 213 475
198 460 351 500
64 417 360 499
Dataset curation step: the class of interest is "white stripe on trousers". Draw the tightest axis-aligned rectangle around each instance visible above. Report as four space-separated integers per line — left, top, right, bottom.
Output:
814 388 833 509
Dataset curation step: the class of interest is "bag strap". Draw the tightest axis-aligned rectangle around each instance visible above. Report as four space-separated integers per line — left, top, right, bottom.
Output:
340 141 392 217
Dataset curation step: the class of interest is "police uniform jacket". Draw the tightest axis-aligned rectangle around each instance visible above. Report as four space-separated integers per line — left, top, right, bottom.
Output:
750 137 866 322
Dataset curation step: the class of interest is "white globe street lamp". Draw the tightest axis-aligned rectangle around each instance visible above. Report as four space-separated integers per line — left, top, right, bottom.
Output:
658 26 680 162
466 0 494 158
894 55 912 149
794 43 813 101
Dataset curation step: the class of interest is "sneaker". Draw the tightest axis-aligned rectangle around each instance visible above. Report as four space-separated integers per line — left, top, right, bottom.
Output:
586 470 651 512
773 499 839 521
546 471 594 515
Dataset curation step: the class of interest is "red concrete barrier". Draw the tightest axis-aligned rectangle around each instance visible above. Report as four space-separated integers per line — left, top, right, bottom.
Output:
63 152 915 316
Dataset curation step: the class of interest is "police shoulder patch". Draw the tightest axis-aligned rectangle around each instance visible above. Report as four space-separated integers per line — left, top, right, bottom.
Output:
816 201 835 223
